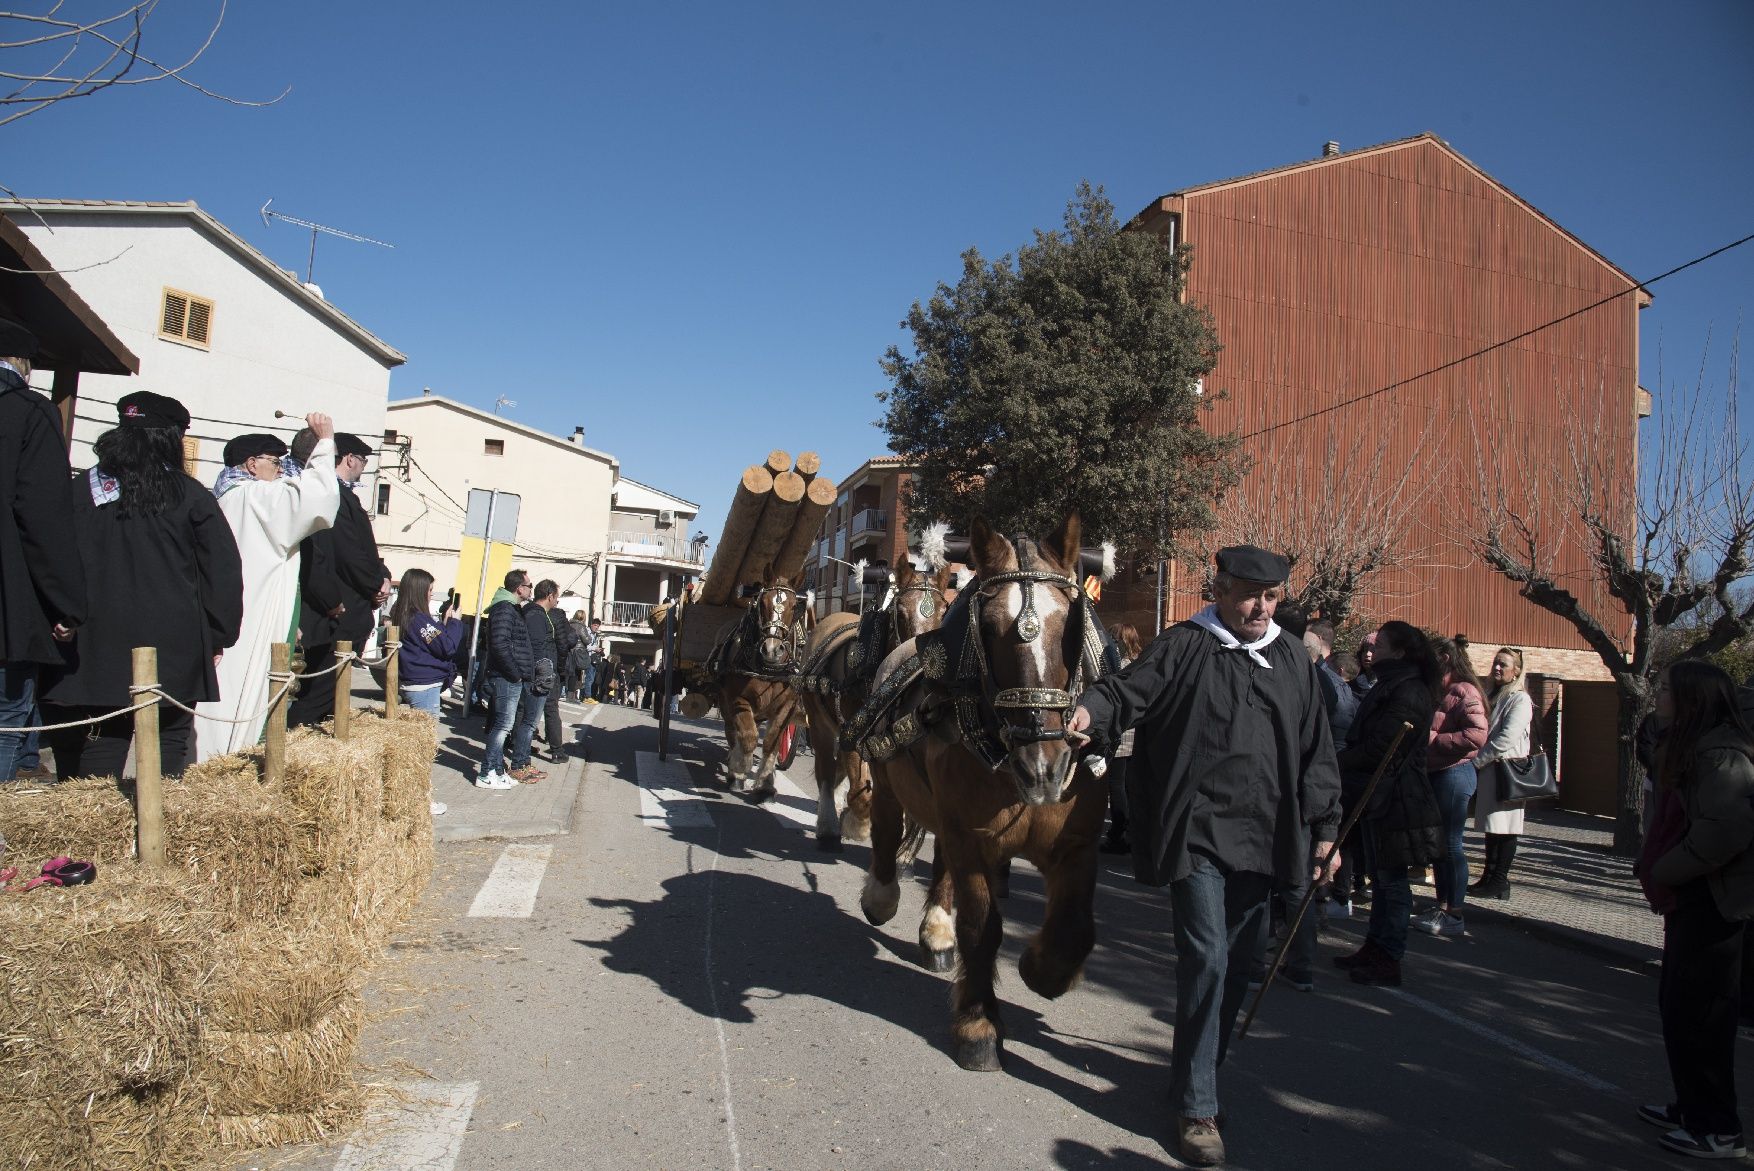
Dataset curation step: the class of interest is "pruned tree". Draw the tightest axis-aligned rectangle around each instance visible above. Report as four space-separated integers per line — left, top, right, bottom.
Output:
1471 336 1750 853
1203 421 1446 624
0 2 284 131
878 182 1244 560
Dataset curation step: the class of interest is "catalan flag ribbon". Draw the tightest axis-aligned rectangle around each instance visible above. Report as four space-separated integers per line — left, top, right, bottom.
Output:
1083 575 1102 602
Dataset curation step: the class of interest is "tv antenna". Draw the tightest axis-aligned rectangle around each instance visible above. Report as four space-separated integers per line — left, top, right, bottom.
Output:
259 199 394 284
493 394 517 415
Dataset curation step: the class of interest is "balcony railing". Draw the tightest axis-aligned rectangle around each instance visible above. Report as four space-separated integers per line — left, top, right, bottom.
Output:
604 599 656 627
850 508 888 538
606 529 705 564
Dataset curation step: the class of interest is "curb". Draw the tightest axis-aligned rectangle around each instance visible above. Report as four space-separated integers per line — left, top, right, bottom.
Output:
1462 901 1660 970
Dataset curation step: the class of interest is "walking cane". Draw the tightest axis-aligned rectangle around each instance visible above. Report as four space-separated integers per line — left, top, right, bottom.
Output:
1237 720 1414 1039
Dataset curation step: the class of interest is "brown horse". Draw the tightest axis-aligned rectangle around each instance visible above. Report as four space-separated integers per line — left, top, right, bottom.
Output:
851 513 1107 1071
705 573 806 798
794 560 951 851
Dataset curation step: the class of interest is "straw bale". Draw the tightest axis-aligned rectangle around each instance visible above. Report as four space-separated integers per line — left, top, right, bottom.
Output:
202 914 363 1033
0 1085 195 1171
293 819 433 954
207 1085 363 1151
197 999 361 1115
268 725 387 875
360 710 440 824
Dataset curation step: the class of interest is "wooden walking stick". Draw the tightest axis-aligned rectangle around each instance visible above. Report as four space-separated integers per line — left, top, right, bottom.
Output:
1238 720 1414 1039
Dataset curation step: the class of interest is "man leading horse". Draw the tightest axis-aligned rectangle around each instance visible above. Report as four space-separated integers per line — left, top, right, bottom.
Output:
1069 544 1341 1168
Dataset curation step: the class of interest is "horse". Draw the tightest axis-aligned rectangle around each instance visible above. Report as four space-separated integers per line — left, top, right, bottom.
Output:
794 559 952 851
703 572 807 798
846 513 1108 1071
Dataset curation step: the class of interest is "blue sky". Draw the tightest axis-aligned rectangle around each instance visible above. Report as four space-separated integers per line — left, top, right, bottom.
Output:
13 0 1752 540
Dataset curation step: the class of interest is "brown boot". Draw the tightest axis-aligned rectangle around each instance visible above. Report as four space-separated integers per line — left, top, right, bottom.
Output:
1177 1116 1226 1167
1333 941 1383 970
1349 950 1403 987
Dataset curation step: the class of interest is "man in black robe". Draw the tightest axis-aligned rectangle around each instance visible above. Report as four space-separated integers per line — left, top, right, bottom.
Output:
289 430 389 728
1070 545 1341 1168
0 318 85 780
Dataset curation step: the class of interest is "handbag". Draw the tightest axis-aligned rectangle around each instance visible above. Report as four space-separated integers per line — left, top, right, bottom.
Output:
1495 750 1558 804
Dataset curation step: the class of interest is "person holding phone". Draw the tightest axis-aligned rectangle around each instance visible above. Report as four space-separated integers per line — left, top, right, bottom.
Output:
389 568 462 719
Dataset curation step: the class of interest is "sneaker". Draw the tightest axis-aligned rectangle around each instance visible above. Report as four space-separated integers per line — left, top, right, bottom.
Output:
1413 908 1447 935
1285 974 1315 992
1325 898 1352 920
1435 912 1466 938
585 697 599 705
1177 1116 1225 1167
1639 1103 1683 1130
1658 1127 1746 1159
476 770 515 789
510 765 547 783
430 800 448 816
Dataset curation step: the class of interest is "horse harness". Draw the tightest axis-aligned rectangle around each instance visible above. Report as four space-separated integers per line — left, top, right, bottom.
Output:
705 583 807 683
843 540 1106 770
796 578 947 698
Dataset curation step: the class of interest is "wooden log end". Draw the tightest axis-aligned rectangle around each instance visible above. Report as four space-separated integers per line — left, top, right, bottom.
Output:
795 451 821 477
773 470 806 503
742 464 775 494
765 449 793 475
805 476 836 506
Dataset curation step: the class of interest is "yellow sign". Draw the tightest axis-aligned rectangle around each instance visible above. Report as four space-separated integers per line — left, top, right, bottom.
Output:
455 536 518 616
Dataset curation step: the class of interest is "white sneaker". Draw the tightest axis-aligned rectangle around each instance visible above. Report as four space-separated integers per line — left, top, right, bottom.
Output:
430 800 448 816
476 771 515 790
1325 899 1352 920
1413 908 1446 935
1435 912 1466 937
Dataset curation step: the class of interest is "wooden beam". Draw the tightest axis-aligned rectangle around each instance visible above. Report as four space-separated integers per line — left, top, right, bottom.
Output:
50 365 77 457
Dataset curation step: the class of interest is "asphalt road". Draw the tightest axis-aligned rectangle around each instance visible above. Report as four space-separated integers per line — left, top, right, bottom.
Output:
267 702 1739 1171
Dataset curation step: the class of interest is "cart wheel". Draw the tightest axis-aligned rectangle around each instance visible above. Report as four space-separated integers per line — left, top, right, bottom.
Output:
778 722 800 770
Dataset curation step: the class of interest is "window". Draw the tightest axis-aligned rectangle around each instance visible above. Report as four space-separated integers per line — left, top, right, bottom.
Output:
383 428 398 443
159 287 215 348
484 438 505 456
376 483 391 516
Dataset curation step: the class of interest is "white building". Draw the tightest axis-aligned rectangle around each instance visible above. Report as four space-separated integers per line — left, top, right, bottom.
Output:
4 199 403 485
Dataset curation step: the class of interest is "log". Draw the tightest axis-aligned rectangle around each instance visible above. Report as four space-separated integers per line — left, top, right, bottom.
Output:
733 470 806 593
772 475 836 583
795 451 821 479
765 449 793 475
699 465 773 606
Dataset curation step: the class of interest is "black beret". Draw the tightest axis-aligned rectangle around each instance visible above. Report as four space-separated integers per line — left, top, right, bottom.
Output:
1215 544 1290 585
116 391 191 432
334 432 373 460
222 432 288 467
0 315 38 359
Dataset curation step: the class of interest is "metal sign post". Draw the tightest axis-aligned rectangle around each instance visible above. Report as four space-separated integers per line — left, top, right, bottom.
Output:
460 489 521 710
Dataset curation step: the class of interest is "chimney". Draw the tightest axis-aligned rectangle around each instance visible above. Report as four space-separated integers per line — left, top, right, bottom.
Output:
568 425 585 445
1322 141 1341 158
422 386 432 396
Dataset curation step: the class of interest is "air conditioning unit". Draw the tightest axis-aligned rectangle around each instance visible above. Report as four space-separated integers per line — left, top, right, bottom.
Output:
657 509 676 526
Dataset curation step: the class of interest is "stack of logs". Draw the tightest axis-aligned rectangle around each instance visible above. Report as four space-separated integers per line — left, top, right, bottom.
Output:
698 450 835 606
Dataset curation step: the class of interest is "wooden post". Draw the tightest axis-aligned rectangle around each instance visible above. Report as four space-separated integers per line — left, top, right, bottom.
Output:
50 367 78 458
265 642 290 789
384 624 400 719
334 640 354 740
131 647 164 867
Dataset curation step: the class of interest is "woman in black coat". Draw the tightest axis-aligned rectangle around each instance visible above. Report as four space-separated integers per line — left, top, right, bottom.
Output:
43 393 243 779
1333 619 1442 988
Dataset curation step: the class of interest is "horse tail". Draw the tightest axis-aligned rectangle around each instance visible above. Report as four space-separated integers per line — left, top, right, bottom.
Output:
895 816 929 869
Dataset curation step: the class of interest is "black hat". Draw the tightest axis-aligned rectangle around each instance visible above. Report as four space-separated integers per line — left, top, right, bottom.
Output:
0 315 38 359
116 391 191 432
334 432 373 460
1215 544 1290 585
222 433 288 467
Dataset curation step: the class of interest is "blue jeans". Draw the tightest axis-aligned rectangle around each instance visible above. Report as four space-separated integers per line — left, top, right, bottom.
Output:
1366 862 1413 960
482 676 534 777
1168 854 1273 1119
1430 761 1476 910
401 683 443 715
0 662 35 781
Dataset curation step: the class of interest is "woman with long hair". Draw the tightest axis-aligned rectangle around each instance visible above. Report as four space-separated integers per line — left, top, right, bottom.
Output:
1637 660 1754 1159
193 414 339 761
1416 637 1488 937
43 392 243 779
1100 621 1143 855
389 568 462 718
1333 619 1443 987
1471 648 1532 899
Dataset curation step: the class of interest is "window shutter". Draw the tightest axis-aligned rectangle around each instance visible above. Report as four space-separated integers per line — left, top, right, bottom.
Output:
185 298 212 345
161 290 188 337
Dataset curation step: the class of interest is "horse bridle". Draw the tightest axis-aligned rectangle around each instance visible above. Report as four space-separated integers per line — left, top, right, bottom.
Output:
750 583 805 672
890 579 947 644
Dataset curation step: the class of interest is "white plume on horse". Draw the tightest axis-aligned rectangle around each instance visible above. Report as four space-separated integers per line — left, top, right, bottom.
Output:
1097 541 1117 583
919 521 952 570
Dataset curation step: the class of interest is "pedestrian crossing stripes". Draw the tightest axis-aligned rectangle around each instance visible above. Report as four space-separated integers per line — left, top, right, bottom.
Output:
635 750 714 827
467 844 553 918
332 1080 478 1171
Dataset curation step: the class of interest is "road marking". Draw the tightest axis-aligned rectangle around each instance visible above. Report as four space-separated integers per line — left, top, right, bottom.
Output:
466 845 552 918
636 750 714 827
696 833 744 1171
1384 987 1622 1094
333 1080 477 1171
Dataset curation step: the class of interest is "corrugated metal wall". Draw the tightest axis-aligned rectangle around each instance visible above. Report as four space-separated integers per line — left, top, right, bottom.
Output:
1163 139 1640 650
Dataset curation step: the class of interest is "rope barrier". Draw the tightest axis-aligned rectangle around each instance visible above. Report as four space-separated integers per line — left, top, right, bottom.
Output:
0 701 157 735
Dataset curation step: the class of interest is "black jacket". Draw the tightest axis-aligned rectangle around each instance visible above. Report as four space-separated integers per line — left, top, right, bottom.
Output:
1338 657 1442 869
0 377 85 664
487 598 533 682
299 484 384 646
526 603 571 667
45 472 242 705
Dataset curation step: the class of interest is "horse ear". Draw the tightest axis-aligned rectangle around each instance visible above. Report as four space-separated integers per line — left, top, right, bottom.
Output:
968 516 1009 575
1043 511 1082 572
934 564 954 594
894 560 917 588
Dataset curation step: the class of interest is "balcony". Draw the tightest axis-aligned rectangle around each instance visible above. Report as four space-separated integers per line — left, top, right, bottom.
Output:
606 529 705 566
603 599 656 629
850 508 887 538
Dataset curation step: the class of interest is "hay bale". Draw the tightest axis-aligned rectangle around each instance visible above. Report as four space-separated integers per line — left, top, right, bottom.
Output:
208 1086 363 1151
198 1000 361 1115
266 725 387 875
203 915 362 1033
0 1086 195 1171
363 710 440 825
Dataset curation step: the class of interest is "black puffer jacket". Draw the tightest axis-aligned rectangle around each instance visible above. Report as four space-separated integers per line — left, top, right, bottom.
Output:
1339 657 1442 870
486 597 533 682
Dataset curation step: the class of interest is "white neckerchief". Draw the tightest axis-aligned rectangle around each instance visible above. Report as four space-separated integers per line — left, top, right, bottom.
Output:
1190 603 1281 668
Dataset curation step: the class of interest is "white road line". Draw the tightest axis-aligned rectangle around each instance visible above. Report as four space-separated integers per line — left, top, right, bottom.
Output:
466 845 553 918
333 1080 478 1171
772 769 811 802
636 750 715 828
1384 987 1622 1094
698 833 744 1171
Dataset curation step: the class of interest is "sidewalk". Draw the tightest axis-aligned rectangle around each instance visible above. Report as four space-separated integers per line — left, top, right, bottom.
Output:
1441 808 1661 968
423 696 601 842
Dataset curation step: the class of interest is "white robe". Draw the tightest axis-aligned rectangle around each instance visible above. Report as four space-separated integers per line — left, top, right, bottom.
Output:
194 438 340 761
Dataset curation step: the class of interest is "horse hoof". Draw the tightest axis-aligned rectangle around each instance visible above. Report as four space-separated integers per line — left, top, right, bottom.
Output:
1019 947 1082 1000
816 835 843 853
920 945 956 973
860 878 901 926
953 1034 1003 1072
